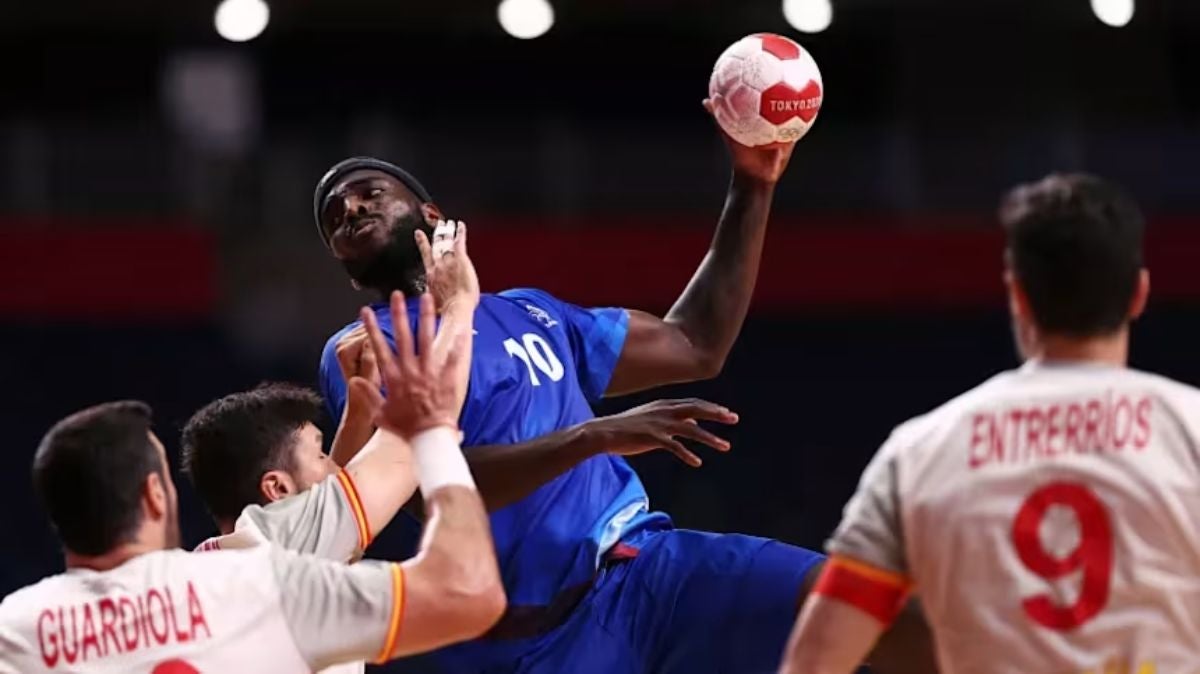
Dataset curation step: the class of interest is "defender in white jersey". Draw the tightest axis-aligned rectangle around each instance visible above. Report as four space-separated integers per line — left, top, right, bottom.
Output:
779 174 1196 674
181 226 478 674
185 221 476 564
0 291 505 673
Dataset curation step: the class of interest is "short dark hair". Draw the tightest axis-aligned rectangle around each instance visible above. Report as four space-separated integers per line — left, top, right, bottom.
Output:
181 383 324 523
1000 173 1145 337
33 401 160 556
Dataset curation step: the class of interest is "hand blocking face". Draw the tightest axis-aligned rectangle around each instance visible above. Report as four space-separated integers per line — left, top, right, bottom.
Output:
360 291 470 438
415 220 480 313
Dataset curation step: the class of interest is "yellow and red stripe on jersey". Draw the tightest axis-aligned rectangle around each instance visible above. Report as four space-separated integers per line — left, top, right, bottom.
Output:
335 469 372 551
813 555 913 626
374 564 406 664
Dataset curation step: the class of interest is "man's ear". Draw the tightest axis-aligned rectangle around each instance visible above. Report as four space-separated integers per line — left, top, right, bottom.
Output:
260 470 297 503
144 472 168 521
421 202 445 227
1128 268 1150 321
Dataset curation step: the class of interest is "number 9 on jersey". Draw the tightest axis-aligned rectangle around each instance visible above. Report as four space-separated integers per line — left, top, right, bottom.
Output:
1011 482 1113 630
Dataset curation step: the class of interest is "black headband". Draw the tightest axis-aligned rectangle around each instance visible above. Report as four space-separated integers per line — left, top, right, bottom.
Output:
312 157 434 246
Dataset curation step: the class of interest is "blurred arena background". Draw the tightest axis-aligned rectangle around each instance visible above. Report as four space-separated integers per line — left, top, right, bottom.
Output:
3 0 1200 666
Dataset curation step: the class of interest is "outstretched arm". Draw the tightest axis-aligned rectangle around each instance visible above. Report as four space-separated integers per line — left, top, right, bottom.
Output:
606 103 797 396
466 398 738 511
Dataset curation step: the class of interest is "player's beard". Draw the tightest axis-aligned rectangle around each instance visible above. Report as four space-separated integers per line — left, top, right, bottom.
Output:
342 212 432 297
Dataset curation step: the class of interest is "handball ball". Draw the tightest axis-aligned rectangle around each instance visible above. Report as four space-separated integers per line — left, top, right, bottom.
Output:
708 33 824 147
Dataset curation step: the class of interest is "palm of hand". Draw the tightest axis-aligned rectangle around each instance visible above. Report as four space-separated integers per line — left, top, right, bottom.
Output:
428 256 479 309
418 221 480 312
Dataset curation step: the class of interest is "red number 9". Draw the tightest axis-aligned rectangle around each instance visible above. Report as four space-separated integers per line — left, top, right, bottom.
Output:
1011 482 1113 630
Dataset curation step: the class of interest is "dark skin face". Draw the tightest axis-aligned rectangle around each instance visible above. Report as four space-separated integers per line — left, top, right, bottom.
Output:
319 169 444 296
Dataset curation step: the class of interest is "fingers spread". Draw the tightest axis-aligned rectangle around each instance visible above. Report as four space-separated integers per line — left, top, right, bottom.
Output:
661 438 703 468
671 421 731 452
668 399 739 424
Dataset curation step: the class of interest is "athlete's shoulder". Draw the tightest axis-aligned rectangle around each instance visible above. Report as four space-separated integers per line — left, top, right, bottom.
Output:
1124 367 1200 425
492 286 553 306
496 287 554 299
486 288 571 324
0 581 41 663
1126 367 1200 399
0 573 65 621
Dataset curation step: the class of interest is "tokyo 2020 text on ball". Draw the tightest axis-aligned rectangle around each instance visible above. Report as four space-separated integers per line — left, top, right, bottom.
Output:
709 33 824 147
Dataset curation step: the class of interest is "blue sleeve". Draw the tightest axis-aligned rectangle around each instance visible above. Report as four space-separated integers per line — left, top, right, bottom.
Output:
500 288 629 402
318 329 352 426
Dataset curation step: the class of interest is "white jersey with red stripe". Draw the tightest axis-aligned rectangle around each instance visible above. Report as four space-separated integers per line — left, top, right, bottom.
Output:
0 545 404 674
829 361 1200 674
192 469 373 674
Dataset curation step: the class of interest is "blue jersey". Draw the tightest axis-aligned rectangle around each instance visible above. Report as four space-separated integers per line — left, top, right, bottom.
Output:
319 288 670 668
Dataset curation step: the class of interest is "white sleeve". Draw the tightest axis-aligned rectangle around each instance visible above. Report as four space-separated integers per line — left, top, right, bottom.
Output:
268 545 401 669
0 624 24 673
826 428 909 576
0 602 35 674
236 469 371 562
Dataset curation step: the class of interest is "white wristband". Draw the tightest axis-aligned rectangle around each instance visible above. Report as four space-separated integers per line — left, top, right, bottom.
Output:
412 426 476 497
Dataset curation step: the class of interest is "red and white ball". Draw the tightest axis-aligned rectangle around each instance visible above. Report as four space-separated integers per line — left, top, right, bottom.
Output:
708 33 824 147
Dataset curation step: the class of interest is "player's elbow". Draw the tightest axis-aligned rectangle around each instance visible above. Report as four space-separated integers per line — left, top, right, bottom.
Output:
464 576 507 636
394 558 506 657
434 570 507 640
656 318 726 382
659 351 724 388
690 349 727 381
423 547 507 639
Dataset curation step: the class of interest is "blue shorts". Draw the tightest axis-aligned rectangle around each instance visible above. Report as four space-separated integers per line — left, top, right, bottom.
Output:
510 529 825 674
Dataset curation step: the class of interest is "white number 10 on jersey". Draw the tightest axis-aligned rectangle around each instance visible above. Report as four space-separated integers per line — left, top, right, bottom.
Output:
504 333 565 386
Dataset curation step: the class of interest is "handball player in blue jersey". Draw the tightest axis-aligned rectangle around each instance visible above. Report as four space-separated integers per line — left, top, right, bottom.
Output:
313 106 934 674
